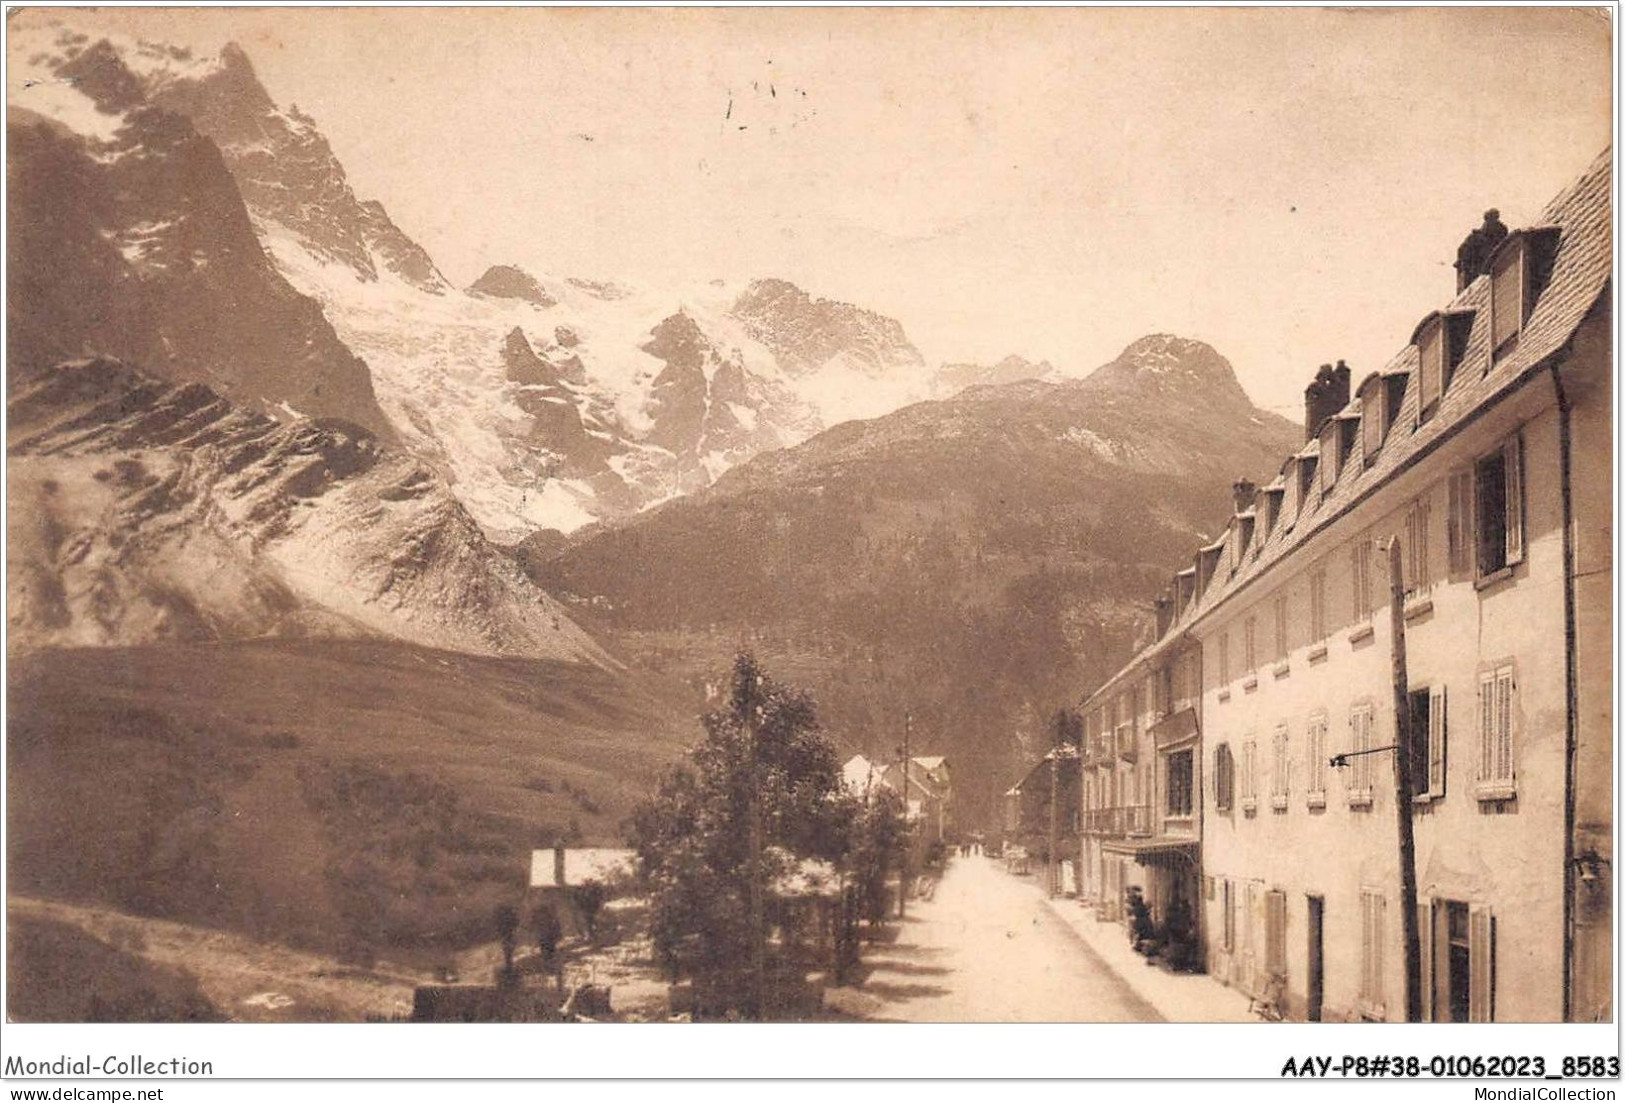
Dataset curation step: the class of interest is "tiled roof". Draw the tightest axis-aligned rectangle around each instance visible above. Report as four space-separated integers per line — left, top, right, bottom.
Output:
1083 147 1611 710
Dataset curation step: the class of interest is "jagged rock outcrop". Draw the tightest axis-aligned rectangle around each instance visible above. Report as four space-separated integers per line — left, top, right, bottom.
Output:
469 265 558 308
730 278 926 378
141 41 450 293
7 37 397 441
8 357 606 662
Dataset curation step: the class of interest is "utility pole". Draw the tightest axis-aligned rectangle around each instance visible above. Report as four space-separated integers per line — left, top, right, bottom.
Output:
897 711 912 919
741 659 767 1020
1048 726 1061 898
1385 538 1423 1023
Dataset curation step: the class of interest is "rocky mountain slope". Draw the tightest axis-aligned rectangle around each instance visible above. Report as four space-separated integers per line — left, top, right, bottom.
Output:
8 23 943 539
8 356 604 662
526 335 1302 822
6 46 394 441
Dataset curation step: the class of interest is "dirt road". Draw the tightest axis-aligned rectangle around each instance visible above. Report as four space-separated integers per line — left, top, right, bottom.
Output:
826 854 1163 1022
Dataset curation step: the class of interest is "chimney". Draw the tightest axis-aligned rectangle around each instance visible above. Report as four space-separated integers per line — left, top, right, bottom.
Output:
1332 359 1351 401
1154 594 1173 638
1303 361 1353 442
1454 209 1510 292
1232 478 1257 513
554 842 567 887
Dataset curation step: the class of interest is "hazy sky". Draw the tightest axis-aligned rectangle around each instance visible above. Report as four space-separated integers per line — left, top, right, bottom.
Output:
20 7 1613 415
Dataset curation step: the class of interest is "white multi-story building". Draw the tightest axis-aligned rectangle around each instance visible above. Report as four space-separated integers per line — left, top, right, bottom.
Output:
1081 149 1611 1022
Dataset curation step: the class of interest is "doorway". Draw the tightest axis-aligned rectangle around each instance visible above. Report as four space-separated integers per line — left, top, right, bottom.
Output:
1306 894 1325 1022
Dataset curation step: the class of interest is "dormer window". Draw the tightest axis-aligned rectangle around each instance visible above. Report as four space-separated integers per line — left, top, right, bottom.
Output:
1321 417 1357 487
1261 488 1283 539
1384 374 1407 436
1199 544 1222 595
1232 516 1255 566
1298 453 1319 509
1176 568 1195 614
1416 311 1473 422
1488 229 1560 363
1319 422 1339 484
1359 376 1385 466
1337 416 1358 474
1359 371 1411 466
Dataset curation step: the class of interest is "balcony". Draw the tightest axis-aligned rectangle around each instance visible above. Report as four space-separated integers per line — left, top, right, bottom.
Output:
1083 806 1123 837
1083 804 1152 838
1124 803 1152 837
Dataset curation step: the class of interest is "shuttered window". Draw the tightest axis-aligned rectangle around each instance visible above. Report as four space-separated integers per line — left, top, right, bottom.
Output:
1265 890 1288 978
1348 704 1375 806
1271 725 1289 809
1214 743 1234 811
1447 470 1474 577
1404 495 1432 595
1490 241 1525 357
1274 594 1289 662
1428 686 1447 799
1309 565 1327 642
1351 538 1373 621
1475 434 1526 578
1476 664 1516 800
1306 711 1328 807
1244 617 1257 672
1360 890 1387 1020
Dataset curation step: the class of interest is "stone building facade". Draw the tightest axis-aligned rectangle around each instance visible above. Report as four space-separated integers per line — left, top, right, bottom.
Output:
1077 149 1612 1022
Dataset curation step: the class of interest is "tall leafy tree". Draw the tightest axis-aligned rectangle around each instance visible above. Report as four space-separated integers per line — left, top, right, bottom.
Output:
629 654 857 1012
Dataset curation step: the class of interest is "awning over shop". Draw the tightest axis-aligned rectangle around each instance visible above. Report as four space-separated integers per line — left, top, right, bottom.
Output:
1101 836 1199 866
1150 707 1199 750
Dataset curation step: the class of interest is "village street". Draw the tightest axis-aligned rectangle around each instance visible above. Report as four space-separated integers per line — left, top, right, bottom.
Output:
826 855 1164 1022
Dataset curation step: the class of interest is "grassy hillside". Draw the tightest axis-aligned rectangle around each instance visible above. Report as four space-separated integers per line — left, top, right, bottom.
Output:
7 639 695 964
7 912 223 1022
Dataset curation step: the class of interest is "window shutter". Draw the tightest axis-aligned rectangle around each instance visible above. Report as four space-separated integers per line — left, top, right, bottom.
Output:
1469 905 1494 1022
1266 890 1287 976
1447 470 1474 577
1362 388 1383 460
1428 686 1447 797
1503 436 1524 566
1495 666 1515 786
1490 245 1524 354
1417 497 1431 589
1478 670 1496 785
1404 508 1418 590
1418 325 1442 414
1418 897 1434 1022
